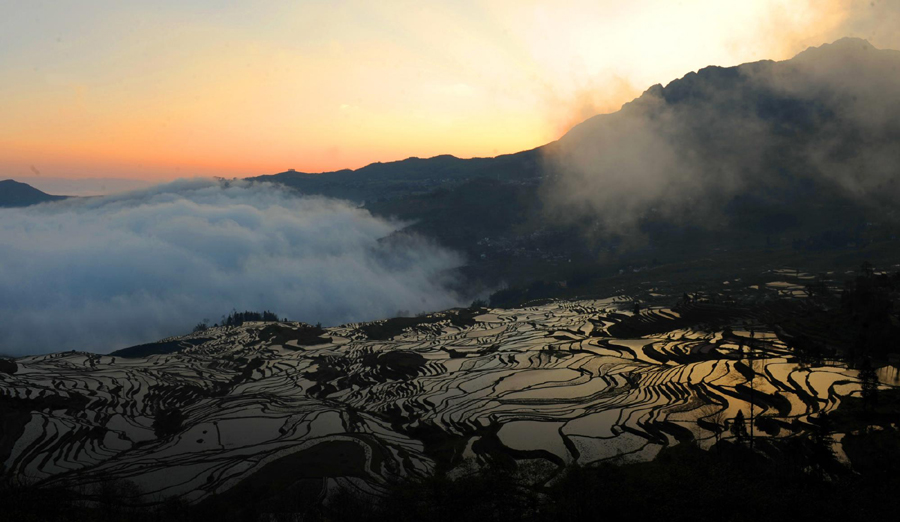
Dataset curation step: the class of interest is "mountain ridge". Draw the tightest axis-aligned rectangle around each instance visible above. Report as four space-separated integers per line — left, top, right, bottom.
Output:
251 37 900 304
0 179 68 208
255 37 892 186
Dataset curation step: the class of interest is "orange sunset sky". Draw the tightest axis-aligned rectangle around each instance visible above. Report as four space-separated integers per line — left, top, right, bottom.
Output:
1 0 898 181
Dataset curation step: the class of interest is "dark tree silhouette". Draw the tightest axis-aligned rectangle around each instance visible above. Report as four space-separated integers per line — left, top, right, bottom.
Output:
859 358 879 412
731 410 747 442
222 310 283 327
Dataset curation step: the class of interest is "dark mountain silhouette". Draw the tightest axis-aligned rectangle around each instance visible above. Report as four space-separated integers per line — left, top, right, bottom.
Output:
254 150 542 203
546 37 900 226
0 179 67 207
251 38 900 302
258 38 899 210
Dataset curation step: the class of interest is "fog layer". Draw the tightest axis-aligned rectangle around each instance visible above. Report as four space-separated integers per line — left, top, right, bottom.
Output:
542 38 900 231
0 179 464 355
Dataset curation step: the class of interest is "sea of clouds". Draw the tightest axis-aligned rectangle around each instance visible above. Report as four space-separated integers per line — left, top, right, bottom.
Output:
0 179 465 355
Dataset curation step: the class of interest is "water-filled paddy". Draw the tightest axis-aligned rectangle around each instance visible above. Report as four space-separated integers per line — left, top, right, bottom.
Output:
0 298 884 502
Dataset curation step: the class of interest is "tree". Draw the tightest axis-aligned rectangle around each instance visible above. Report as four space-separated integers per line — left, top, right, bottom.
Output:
731 410 747 442
809 413 836 478
859 358 879 412
698 402 728 448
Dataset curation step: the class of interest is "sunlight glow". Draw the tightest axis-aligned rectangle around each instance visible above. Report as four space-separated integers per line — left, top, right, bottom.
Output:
0 0 888 180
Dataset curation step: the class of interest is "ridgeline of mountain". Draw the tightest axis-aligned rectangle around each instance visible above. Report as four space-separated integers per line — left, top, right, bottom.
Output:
255 38 900 305
257 38 899 202
0 179 67 207
549 37 900 222
254 150 543 203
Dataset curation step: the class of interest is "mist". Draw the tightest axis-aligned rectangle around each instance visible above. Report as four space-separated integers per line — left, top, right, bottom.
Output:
541 38 900 233
0 179 465 356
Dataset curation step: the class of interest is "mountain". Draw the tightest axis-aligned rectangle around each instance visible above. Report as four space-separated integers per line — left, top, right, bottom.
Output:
254 38 900 304
10 176 153 196
547 37 900 227
258 38 900 209
0 179 68 207
254 150 542 203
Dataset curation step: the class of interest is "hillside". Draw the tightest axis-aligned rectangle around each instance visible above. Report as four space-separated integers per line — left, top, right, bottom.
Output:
3 263 900 517
0 296 860 498
253 149 542 203
547 37 900 227
255 38 900 303
0 179 67 207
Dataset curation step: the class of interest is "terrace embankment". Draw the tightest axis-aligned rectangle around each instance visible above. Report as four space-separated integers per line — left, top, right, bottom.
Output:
3 276 893 512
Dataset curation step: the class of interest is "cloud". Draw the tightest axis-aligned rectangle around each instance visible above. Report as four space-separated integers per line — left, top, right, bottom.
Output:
0 179 465 355
540 38 900 233
823 0 900 51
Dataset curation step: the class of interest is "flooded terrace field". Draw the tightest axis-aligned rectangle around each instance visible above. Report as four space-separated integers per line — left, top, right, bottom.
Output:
0 296 883 503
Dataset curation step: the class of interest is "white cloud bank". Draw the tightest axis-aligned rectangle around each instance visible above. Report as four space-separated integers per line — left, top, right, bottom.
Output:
0 179 465 355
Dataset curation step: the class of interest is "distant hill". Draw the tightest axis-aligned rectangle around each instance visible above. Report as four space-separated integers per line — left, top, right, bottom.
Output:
11 176 153 196
253 150 542 203
0 179 68 207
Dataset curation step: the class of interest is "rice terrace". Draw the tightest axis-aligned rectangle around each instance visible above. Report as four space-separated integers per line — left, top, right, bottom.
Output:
5 263 900 519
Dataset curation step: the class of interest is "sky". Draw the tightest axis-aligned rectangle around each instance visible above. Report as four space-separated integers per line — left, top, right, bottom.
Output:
1 0 898 181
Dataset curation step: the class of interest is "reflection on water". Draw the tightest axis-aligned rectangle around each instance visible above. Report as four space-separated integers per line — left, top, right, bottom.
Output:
877 364 900 386
0 298 886 502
